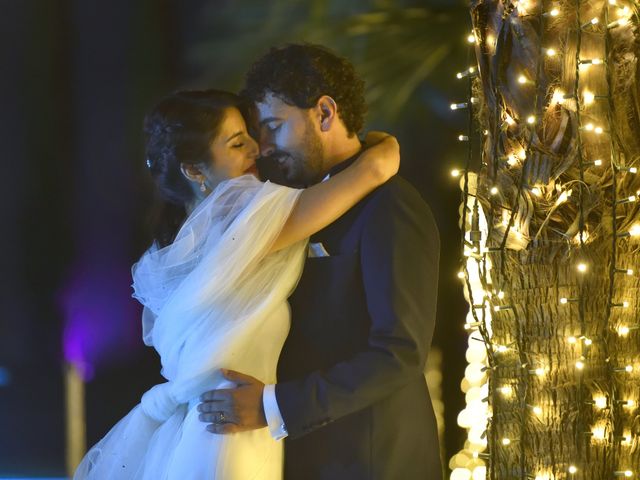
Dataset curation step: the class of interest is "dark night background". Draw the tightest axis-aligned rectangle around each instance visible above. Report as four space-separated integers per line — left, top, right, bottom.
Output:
0 0 470 476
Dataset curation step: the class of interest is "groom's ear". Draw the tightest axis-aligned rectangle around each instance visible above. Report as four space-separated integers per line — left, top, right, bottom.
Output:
315 95 338 132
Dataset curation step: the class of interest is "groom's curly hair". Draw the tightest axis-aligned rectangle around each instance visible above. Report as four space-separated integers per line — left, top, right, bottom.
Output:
242 43 367 136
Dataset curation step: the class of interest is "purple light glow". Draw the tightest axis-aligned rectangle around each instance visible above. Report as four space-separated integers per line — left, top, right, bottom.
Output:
59 261 142 381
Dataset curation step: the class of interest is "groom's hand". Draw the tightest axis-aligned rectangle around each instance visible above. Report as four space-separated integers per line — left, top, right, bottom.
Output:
198 369 267 434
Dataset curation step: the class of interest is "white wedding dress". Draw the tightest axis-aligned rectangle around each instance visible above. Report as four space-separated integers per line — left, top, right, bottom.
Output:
74 175 307 480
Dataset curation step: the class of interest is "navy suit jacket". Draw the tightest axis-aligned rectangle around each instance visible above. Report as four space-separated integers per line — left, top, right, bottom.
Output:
276 162 442 479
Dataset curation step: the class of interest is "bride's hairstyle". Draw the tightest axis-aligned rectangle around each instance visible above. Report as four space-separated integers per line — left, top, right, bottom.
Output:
143 89 242 248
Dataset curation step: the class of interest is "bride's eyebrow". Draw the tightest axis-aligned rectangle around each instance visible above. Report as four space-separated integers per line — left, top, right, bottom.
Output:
225 131 243 143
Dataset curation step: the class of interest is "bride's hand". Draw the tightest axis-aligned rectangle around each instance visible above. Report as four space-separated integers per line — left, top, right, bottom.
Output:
355 131 400 184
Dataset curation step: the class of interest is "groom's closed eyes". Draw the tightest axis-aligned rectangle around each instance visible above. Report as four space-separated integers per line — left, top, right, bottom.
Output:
260 117 283 132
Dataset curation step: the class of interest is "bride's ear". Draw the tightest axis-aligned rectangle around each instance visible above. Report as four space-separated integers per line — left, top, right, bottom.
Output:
180 163 204 184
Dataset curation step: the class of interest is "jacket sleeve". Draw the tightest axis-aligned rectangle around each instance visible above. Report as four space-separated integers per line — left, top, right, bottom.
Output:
274 181 440 438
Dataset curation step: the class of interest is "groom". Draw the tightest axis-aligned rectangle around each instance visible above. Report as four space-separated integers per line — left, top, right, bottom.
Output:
199 43 442 479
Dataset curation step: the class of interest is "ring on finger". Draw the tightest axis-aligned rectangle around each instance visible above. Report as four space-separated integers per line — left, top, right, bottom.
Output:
215 411 227 424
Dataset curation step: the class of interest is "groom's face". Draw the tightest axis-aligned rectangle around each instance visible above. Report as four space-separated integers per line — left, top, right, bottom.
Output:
255 93 325 187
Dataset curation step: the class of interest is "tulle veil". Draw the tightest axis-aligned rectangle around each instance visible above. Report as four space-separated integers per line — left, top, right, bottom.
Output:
74 174 307 479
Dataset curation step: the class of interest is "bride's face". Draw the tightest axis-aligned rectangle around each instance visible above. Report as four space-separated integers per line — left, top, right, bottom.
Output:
205 107 260 183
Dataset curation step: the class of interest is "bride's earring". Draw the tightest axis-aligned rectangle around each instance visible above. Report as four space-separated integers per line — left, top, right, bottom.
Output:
200 180 207 193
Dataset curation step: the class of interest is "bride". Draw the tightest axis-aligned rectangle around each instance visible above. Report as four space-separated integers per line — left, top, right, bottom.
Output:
74 89 399 479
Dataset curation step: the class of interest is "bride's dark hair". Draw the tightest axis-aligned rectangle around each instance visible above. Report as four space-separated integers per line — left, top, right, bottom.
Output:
143 89 242 248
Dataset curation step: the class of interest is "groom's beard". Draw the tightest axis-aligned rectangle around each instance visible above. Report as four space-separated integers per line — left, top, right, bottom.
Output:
260 129 324 188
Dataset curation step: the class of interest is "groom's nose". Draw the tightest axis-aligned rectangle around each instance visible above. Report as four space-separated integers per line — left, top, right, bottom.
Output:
259 140 275 158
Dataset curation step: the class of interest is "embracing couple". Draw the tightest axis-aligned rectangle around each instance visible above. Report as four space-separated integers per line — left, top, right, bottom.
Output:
75 43 442 479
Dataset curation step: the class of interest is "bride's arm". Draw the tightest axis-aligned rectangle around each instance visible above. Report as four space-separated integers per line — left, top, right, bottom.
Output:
269 132 399 253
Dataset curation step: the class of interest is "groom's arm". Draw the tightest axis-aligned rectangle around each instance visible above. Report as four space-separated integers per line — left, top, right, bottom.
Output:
198 180 439 436
274 180 440 439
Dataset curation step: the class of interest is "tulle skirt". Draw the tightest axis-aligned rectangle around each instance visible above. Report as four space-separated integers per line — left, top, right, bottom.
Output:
74 399 282 480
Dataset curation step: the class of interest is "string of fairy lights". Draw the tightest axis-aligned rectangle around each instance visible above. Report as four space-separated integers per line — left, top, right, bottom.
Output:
449 0 637 478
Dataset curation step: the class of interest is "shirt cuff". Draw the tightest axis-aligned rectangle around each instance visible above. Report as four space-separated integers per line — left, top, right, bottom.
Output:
263 384 288 440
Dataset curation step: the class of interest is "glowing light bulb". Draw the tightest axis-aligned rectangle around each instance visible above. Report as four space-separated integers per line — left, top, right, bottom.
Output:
623 301 630 308
496 345 509 353
593 159 603 166
609 14 631 28
577 263 587 273
507 154 518 166
595 126 604 134
623 399 635 408
502 438 511 445
552 89 564 104
619 325 630 336
451 169 461 177
499 385 513 396
518 75 528 84
505 114 516 126
594 396 607 409
627 269 634 275
585 123 595 131
535 367 545 376
560 298 569 305
518 148 527 160
569 466 578 474
590 17 599 25
567 335 577 344
458 134 469 141
531 187 542 196
592 425 607 440
467 33 476 43
584 338 593 346
576 360 585 370
546 48 557 57
457 271 465 279
497 291 505 299
549 8 559 16
629 224 640 236
532 405 543 415
625 365 633 373
490 186 499 195
583 90 595 104
527 115 536 124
